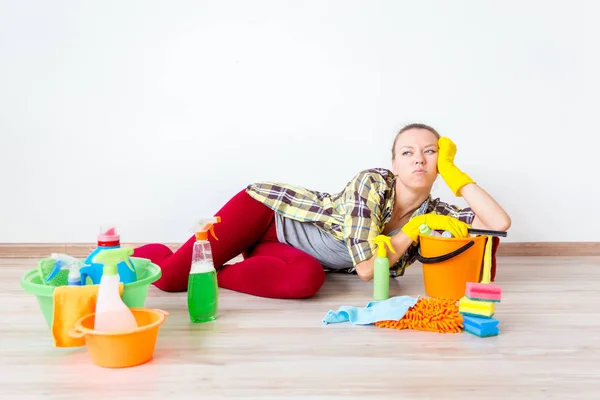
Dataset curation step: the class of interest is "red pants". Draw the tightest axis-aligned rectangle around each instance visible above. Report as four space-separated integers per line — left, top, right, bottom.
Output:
133 189 326 299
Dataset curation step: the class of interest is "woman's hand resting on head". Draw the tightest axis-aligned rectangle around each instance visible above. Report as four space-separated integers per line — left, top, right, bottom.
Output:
437 136 512 232
436 137 475 197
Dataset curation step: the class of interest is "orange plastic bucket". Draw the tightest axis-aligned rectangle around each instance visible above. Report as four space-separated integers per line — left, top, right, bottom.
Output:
69 308 169 368
416 235 487 300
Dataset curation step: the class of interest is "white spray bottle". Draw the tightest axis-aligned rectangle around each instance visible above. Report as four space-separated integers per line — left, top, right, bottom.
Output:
93 247 137 332
47 253 82 286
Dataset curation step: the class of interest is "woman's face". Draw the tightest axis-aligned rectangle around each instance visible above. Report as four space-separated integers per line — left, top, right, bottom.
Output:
392 128 439 191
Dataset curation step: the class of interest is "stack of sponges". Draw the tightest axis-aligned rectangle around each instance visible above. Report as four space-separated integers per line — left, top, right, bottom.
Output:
459 282 502 337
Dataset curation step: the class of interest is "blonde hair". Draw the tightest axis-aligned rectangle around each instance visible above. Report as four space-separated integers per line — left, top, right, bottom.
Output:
392 123 441 160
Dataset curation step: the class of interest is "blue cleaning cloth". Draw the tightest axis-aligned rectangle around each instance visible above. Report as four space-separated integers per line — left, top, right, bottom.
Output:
322 296 419 325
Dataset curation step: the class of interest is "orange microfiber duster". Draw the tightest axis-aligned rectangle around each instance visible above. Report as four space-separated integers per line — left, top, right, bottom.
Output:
374 297 463 334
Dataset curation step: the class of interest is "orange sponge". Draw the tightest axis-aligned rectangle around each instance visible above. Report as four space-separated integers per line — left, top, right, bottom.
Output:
374 297 463 334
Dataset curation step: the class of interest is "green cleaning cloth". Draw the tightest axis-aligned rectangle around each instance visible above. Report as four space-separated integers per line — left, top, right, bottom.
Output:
37 258 69 286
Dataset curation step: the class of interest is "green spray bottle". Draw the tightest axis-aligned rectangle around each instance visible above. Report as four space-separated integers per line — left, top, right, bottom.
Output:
188 217 221 323
373 235 396 301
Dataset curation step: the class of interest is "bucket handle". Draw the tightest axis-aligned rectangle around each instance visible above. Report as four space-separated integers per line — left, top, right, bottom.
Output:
415 241 475 264
68 328 86 339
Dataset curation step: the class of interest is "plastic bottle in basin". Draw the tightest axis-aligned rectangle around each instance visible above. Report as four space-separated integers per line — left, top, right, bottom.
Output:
93 247 137 332
81 226 137 285
45 253 82 286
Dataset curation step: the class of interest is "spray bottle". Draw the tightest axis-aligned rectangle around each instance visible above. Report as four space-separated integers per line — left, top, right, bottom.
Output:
46 253 82 286
93 247 137 332
188 216 221 323
373 235 396 301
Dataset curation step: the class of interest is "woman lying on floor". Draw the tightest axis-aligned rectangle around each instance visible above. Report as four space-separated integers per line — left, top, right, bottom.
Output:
133 123 511 299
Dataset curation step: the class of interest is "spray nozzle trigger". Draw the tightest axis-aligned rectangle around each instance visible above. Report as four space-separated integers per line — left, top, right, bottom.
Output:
195 216 221 241
209 225 218 241
92 247 135 276
373 235 396 258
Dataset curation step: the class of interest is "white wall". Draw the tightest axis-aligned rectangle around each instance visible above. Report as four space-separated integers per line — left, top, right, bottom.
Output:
1 0 598 244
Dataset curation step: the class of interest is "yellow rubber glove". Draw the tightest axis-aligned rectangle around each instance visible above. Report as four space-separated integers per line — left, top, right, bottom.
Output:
437 137 475 197
401 213 471 242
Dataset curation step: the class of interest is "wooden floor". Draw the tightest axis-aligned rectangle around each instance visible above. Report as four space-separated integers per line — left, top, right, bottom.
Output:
1 256 600 399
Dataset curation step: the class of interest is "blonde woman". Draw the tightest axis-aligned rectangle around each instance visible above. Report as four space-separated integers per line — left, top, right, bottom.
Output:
134 123 511 298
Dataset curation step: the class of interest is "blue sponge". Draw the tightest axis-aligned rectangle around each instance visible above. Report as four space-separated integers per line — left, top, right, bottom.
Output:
463 314 499 337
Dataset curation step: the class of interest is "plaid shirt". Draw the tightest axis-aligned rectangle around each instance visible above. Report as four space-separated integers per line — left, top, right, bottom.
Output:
246 168 475 277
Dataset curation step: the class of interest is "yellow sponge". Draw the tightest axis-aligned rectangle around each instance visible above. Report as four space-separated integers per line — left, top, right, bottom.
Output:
459 296 495 318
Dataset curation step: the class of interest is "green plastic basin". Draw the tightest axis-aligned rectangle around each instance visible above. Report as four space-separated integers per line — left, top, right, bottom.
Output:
20 257 162 329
